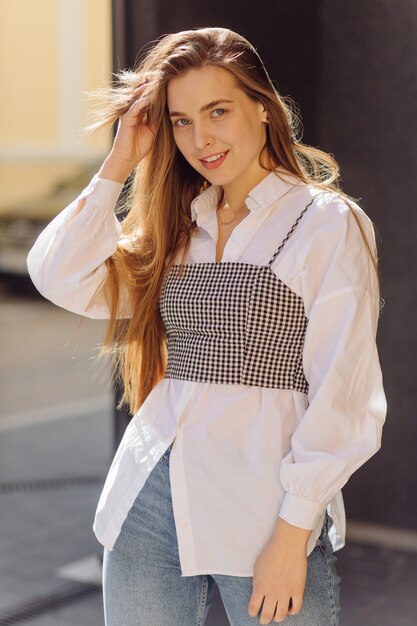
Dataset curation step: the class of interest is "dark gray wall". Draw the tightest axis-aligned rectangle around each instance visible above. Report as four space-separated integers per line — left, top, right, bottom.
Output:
112 0 417 530
317 0 417 530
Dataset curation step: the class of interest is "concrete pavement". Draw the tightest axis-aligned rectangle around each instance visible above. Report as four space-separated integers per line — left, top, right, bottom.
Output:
1 286 416 625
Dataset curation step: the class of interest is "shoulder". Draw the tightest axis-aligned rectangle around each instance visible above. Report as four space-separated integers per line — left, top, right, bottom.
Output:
307 188 374 233
298 188 377 258
292 187 379 300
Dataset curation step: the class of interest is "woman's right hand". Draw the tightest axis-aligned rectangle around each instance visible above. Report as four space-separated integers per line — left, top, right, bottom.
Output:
99 80 158 183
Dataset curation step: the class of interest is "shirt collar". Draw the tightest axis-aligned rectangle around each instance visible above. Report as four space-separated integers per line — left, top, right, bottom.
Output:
190 166 304 222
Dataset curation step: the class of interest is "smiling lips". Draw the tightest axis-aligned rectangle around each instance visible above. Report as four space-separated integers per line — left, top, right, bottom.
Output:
199 150 229 169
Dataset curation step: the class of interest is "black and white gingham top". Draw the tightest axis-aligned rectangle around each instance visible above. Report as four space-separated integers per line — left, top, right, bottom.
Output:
159 198 315 393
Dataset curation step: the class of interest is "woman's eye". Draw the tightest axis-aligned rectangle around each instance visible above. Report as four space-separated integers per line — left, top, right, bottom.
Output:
173 108 227 128
174 118 189 127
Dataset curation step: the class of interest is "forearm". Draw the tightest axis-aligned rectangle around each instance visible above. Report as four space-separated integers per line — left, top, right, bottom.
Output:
26 174 125 318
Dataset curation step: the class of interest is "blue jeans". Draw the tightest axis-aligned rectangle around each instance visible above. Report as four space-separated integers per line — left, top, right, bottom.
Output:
102 442 341 625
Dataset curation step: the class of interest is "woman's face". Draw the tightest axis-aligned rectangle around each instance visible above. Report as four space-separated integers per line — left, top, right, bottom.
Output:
166 65 268 190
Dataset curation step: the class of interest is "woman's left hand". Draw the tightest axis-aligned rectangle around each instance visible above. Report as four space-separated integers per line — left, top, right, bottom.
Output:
248 518 311 624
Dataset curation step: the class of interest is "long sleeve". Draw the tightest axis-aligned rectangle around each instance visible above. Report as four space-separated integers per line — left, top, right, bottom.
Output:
278 195 387 530
26 173 132 319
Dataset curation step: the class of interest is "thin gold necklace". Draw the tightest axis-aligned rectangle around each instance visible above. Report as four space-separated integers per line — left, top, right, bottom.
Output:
216 193 248 226
217 179 301 225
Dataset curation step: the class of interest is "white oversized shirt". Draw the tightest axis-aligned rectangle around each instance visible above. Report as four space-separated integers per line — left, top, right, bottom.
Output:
26 167 387 577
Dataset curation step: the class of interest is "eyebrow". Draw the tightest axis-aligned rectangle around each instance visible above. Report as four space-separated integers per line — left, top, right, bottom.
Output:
168 99 234 118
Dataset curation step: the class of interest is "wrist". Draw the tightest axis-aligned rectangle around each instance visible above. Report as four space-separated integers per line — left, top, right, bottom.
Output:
271 516 312 547
98 153 137 184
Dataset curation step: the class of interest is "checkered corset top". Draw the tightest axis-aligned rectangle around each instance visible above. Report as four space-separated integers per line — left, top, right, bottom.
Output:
158 197 316 393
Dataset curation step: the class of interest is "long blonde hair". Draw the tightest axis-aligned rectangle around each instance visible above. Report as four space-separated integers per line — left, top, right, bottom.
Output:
87 26 383 415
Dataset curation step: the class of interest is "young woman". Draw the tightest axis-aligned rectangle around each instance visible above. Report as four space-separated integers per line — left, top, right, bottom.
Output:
27 27 387 626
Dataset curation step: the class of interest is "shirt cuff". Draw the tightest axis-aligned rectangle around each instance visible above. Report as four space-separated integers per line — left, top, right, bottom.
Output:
278 492 327 530
78 173 125 208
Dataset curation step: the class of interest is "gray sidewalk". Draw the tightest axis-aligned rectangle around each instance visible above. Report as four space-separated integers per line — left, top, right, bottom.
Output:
0 290 416 625
1 406 417 625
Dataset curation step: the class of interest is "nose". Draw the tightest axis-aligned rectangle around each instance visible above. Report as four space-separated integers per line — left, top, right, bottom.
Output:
192 120 214 151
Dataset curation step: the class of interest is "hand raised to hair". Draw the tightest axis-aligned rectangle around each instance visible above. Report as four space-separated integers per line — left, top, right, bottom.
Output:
109 79 159 171
100 79 159 183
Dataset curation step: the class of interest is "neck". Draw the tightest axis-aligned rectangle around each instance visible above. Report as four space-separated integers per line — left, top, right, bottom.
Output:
217 190 246 213
219 167 271 212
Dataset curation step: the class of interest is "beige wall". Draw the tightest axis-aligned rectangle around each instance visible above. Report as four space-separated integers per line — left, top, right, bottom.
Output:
0 0 112 213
